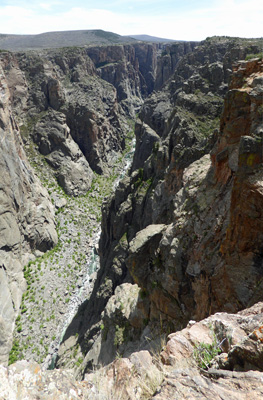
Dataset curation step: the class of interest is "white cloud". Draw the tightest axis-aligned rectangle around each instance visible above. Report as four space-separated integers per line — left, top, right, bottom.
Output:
39 3 52 10
0 1 262 40
0 5 34 18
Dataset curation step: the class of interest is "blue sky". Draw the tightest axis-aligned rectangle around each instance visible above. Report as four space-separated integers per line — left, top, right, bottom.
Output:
0 0 262 40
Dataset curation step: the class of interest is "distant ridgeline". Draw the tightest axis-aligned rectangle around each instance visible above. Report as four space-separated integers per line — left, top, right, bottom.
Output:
0 29 177 51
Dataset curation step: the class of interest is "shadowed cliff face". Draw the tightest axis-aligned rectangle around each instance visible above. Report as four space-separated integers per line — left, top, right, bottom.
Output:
154 41 198 90
128 59 263 322
55 37 263 376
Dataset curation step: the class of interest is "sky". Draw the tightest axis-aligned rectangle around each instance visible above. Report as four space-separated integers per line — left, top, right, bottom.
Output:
0 0 262 41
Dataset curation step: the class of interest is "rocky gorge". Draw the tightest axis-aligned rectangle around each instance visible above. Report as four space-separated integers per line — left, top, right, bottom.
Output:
0 33 263 399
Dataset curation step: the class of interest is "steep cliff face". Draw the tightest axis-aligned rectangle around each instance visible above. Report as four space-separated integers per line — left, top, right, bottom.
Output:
86 41 199 115
115 56 263 326
154 41 198 90
97 39 263 330
86 43 157 108
12 48 124 179
1 41 184 191
1 40 195 368
1 34 263 398
55 38 263 376
212 58 263 309
0 61 57 365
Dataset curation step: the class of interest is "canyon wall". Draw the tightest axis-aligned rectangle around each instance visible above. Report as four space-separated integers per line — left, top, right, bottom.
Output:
55 37 263 378
1 34 263 398
0 39 194 367
0 60 57 365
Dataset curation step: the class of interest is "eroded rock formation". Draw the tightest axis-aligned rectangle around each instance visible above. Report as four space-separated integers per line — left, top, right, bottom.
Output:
2 302 263 399
1 34 263 399
56 38 263 383
0 62 57 365
1 38 195 369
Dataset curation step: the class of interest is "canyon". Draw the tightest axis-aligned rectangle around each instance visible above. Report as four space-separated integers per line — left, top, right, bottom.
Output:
0 32 263 399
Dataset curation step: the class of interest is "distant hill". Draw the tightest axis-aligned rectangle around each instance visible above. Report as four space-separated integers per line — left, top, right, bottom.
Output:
0 30 137 51
126 34 178 43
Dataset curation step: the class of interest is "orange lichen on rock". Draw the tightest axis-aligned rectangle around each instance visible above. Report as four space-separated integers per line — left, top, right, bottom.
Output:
250 325 263 343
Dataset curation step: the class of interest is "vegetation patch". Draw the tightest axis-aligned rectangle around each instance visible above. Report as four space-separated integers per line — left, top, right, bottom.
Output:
245 52 263 60
193 334 221 369
9 113 136 366
93 29 121 42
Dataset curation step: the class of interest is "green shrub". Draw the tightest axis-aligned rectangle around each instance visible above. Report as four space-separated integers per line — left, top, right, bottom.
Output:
193 338 221 369
8 340 21 365
114 324 126 347
245 52 263 60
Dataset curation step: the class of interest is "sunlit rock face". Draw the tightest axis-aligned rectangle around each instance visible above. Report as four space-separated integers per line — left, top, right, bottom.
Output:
1 33 263 399
0 61 57 365
2 302 263 399
95 45 263 339
56 38 263 377
1 39 188 369
124 58 263 326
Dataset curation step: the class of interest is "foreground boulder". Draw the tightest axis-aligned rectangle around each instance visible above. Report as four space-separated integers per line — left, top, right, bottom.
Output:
2 302 263 399
156 302 263 399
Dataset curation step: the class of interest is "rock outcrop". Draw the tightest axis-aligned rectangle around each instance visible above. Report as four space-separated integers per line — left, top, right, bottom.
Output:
0 38 197 369
55 37 263 378
1 40 190 195
86 44 157 114
0 61 57 365
12 48 124 179
2 302 263 399
32 110 93 196
1 32 263 399
156 301 263 399
154 41 198 90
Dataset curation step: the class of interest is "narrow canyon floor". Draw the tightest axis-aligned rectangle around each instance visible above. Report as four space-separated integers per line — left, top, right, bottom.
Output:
9 119 135 368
